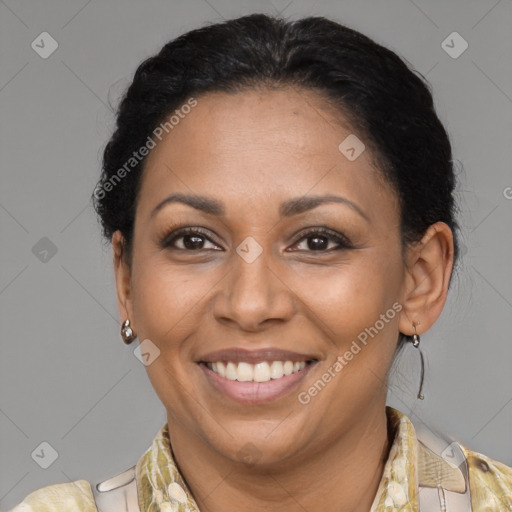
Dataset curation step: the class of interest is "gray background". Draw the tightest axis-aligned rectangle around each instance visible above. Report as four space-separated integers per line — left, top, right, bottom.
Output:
1 0 511 509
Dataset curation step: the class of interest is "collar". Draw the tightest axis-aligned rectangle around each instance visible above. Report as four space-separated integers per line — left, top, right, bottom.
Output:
369 407 419 511
135 406 420 512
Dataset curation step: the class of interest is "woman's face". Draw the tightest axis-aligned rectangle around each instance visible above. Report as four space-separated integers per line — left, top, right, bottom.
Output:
117 87 411 464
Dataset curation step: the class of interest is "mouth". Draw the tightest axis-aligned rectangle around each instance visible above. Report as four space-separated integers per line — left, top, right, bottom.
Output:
202 359 315 382
197 356 319 404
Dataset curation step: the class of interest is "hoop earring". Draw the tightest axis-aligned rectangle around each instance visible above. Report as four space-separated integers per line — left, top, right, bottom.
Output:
121 319 136 345
411 325 425 400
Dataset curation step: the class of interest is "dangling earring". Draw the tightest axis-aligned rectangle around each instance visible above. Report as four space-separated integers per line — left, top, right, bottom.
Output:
411 325 425 400
121 319 136 345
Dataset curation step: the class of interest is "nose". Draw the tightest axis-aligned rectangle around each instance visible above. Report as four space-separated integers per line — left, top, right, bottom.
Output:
212 247 296 332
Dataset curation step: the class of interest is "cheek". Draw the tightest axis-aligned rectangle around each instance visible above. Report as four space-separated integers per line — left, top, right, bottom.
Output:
129 259 208 410
130 258 202 345
292 249 403 339
293 257 402 415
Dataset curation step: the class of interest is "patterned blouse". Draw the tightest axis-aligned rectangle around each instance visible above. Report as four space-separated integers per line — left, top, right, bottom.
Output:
10 407 512 511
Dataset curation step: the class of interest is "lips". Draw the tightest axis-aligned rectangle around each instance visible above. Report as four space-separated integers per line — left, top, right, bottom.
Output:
196 347 320 404
197 347 318 364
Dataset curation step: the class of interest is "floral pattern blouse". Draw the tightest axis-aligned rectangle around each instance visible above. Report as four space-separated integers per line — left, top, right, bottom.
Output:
10 407 512 511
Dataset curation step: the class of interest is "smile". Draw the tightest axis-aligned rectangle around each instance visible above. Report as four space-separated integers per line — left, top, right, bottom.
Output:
198 359 318 404
206 360 307 382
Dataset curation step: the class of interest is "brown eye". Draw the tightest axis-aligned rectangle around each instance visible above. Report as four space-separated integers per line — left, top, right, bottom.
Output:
160 226 353 253
161 228 221 251
290 228 353 253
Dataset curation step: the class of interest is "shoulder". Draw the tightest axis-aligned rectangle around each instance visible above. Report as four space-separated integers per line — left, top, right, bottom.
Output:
9 465 139 512
391 406 512 511
9 479 97 512
460 444 512 510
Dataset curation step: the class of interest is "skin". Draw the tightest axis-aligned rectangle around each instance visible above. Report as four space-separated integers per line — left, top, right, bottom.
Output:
112 87 454 512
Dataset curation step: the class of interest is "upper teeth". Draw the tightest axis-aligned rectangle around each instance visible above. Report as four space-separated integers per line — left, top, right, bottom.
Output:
207 361 306 382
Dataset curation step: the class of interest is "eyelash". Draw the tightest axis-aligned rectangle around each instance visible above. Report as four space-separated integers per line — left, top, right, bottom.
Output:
160 226 353 253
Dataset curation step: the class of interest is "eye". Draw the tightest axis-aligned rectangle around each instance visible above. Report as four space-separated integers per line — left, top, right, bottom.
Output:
289 227 353 252
161 227 222 251
160 226 353 253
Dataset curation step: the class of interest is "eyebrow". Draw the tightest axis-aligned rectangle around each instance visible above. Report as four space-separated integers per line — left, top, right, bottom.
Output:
150 193 369 222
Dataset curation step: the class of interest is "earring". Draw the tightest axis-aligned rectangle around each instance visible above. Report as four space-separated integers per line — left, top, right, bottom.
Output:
411 325 425 400
121 319 136 345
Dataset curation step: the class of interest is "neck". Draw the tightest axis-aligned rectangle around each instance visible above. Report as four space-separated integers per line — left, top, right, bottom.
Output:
167 404 395 512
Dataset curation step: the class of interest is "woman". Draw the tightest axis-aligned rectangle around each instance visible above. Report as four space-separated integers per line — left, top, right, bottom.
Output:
11 13 512 512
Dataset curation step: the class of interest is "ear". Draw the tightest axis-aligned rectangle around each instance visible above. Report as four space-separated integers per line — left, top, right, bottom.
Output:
112 230 135 331
398 222 455 336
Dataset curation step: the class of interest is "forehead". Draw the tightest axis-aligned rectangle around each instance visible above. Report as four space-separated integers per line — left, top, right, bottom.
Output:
137 87 396 222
